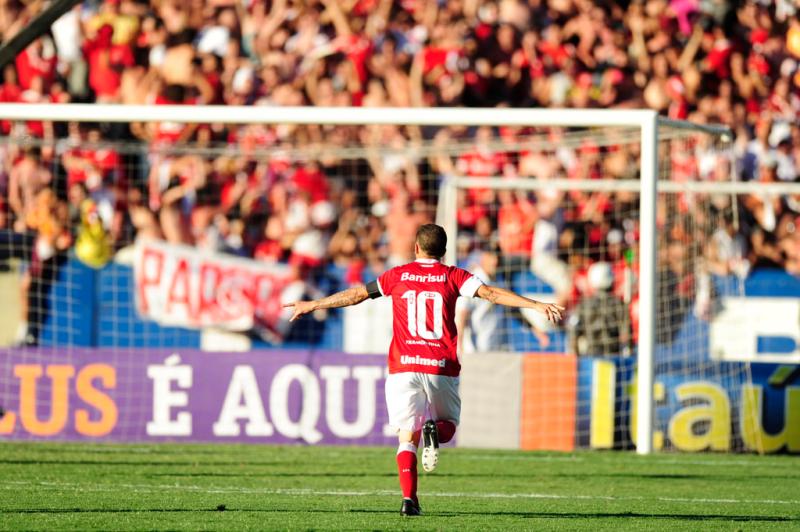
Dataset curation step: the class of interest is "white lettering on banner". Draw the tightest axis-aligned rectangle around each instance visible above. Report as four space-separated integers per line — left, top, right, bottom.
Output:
269 365 323 444
212 366 274 437
710 297 800 363
400 355 447 368
134 241 292 332
320 366 382 438
146 354 192 436
400 272 446 283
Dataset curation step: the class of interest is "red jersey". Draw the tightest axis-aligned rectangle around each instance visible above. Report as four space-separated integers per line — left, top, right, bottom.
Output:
376 259 483 377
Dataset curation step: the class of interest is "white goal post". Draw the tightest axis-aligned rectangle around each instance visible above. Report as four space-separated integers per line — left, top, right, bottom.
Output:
0 103 733 454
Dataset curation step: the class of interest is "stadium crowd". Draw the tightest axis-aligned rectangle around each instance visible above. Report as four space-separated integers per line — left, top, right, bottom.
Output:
1 0 800 349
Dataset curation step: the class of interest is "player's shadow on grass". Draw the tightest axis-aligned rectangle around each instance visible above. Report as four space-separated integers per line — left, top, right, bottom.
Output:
349 509 800 522
4 508 797 523
418 510 799 522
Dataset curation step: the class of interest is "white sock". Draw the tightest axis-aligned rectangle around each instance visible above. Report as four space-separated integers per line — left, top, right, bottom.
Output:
397 442 417 455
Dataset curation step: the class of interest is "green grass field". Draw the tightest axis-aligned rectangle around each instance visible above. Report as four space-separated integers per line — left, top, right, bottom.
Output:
1 442 798 531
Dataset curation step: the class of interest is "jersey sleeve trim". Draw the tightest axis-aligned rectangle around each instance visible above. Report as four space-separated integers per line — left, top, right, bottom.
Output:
376 277 385 296
459 275 484 298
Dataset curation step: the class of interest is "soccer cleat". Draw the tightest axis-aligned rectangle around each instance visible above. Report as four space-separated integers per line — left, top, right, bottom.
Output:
400 498 421 516
421 420 439 472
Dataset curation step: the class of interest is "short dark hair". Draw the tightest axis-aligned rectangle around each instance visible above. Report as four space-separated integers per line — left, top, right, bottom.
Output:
416 224 447 258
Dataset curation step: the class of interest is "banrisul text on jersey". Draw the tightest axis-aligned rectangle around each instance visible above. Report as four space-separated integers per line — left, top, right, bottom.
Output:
399 272 447 283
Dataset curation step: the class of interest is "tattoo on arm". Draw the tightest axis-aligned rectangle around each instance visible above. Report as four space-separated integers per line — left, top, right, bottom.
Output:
482 286 500 303
315 286 369 310
478 285 535 307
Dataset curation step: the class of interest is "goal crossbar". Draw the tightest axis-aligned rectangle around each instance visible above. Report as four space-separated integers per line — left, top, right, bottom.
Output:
0 103 724 133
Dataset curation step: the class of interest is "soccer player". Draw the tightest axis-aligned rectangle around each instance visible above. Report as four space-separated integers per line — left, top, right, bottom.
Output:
284 224 564 516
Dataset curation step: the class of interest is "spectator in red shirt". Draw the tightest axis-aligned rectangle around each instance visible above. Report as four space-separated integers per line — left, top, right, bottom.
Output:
497 189 536 260
456 126 512 205
15 38 56 91
291 162 330 205
83 24 134 102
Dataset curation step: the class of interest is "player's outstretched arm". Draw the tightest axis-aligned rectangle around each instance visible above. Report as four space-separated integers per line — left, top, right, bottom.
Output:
284 285 370 322
476 285 565 322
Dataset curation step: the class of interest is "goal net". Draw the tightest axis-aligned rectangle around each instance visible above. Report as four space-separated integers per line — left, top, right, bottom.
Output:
0 105 772 453
444 124 765 453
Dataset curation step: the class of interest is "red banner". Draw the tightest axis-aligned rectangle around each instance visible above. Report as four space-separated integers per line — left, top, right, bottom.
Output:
134 241 293 331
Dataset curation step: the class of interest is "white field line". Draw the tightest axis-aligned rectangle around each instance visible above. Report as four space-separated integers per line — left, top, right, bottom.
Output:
1 481 798 506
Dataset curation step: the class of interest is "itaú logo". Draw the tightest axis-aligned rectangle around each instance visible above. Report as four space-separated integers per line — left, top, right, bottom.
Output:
400 272 446 282
400 355 446 367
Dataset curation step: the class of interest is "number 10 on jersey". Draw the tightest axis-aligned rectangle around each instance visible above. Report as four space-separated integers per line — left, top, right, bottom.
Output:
401 290 444 340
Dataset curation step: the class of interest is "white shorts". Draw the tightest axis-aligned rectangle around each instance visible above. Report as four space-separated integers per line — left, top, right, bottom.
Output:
385 372 460 433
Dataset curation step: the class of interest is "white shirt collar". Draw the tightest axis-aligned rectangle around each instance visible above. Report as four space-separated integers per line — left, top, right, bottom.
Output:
415 258 440 264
